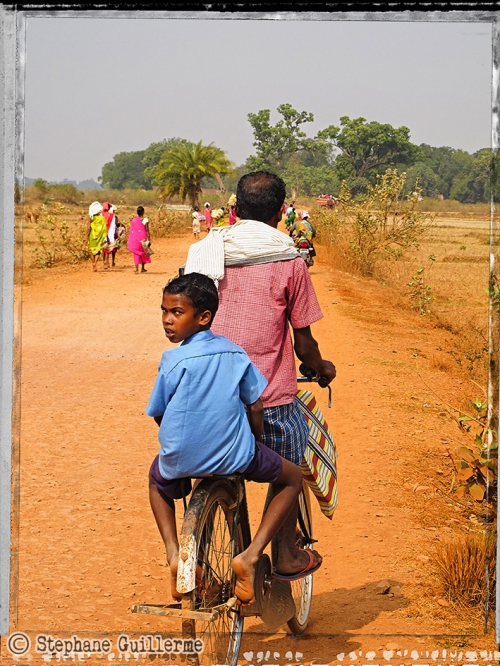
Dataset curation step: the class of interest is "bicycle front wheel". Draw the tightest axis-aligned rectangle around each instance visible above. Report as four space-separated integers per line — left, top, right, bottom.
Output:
181 482 245 666
287 483 314 635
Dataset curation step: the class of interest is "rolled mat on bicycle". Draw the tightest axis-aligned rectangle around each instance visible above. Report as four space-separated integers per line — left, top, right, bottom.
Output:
296 389 338 519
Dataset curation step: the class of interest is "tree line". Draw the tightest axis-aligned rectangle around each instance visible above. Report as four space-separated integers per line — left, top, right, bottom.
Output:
99 104 499 204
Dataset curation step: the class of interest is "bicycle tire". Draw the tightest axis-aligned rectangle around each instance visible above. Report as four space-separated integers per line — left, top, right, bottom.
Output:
181 480 247 666
287 483 314 635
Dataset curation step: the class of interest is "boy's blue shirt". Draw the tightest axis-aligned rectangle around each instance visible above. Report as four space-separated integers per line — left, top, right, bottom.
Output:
146 330 268 480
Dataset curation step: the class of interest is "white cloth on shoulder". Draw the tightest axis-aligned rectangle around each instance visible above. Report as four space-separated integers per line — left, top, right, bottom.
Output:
184 219 299 286
106 214 116 245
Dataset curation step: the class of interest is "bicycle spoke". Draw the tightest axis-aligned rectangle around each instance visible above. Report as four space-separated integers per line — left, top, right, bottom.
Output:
182 483 244 666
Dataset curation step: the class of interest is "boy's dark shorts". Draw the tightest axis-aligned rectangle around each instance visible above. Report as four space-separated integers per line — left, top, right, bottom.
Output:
150 441 283 501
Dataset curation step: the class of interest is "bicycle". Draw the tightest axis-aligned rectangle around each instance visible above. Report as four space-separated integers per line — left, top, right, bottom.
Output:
132 365 330 666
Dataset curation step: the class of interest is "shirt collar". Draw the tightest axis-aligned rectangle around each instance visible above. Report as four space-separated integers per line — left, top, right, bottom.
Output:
181 329 216 346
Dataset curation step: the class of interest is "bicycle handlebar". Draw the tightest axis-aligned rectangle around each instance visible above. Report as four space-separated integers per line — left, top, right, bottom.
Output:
297 363 332 408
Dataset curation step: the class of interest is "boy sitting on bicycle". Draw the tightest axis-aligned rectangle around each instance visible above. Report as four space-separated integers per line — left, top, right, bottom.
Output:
146 272 320 606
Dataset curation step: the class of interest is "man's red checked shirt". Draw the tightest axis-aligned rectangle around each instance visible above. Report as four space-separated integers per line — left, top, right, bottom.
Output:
211 257 323 408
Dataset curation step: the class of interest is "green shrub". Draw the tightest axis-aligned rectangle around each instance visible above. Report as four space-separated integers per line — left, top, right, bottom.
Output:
315 170 434 277
32 203 90 267
152 208 191 238
83 188 160 207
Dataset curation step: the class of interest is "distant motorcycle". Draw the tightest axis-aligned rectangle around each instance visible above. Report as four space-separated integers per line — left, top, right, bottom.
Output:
295 236 315 268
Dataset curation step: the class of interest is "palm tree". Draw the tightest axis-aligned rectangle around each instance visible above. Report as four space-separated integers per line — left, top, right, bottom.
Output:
153 141 234 206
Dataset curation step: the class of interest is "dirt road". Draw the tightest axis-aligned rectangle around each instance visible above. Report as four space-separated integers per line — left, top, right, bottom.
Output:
10 228 495 664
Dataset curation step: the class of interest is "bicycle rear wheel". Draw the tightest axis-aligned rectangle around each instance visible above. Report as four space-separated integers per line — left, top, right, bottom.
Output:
287 483 314 635
181 481 247 666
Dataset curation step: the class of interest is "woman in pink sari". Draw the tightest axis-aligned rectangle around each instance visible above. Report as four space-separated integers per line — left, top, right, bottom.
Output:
228 205 237 226
127 205 151 273
204 202 212 233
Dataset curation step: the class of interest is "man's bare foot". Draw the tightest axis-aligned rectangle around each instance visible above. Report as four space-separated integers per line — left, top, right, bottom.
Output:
168 554 182 601
275 548 322 578
231 553 257 606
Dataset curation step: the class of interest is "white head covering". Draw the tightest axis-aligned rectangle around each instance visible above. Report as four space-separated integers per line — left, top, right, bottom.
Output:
110 204 118 213
301 210 310 220
88 201 103 217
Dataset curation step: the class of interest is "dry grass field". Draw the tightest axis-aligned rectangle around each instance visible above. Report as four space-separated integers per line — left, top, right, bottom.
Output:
391 214 491 384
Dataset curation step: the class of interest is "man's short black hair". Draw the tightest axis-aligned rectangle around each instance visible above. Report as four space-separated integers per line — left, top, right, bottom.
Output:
236 171 286 222
163 272 219 325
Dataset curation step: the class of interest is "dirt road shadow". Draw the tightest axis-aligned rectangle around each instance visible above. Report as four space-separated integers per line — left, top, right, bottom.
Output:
240 580 409 657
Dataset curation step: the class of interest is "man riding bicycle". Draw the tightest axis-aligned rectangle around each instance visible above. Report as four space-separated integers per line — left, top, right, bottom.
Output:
184 171 336 580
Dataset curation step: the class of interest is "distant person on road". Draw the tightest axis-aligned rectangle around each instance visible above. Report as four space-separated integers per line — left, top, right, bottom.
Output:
228 204 237 226
127 206 151 273
204 202 212 233
87 201 107 272
192 207 201 240
290 211 316 241
101 202 119 269
284 203 296 234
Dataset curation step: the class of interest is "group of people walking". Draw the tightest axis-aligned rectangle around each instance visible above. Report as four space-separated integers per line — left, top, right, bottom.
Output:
87 202 151 273
191 200 238 240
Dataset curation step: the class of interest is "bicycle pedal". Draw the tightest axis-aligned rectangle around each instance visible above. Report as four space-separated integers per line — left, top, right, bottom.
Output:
260 579 295 629
240 554 271 617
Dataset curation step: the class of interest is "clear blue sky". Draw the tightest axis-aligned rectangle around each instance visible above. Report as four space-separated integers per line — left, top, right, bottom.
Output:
23 12 494 183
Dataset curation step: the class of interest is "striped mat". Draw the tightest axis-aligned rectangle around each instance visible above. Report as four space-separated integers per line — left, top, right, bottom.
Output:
296 389 338 519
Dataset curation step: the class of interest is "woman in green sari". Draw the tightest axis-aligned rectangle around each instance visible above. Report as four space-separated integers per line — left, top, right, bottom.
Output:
87 201 108 272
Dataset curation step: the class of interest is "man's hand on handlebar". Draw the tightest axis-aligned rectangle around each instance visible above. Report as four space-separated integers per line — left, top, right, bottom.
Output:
293 326 336 386
298 362 336 387
316 360 336 385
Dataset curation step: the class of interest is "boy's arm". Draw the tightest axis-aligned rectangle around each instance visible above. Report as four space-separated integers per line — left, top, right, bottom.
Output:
246 398 264 442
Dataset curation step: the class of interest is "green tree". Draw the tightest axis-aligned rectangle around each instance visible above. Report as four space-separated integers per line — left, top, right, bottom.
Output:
48 183 83 204
449 149 491 203
99 150 151 190
490 149 500 202
246 103 318 173
33 178 49 197
153 141 234 206
317 116 421 193
282 160 340 198
218 164 248 195
142 138 190 184
404 162 440 198
418 144 474 199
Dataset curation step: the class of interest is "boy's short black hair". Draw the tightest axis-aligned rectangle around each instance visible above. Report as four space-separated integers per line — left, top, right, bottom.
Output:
236 171 286 222
163 273 219 325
